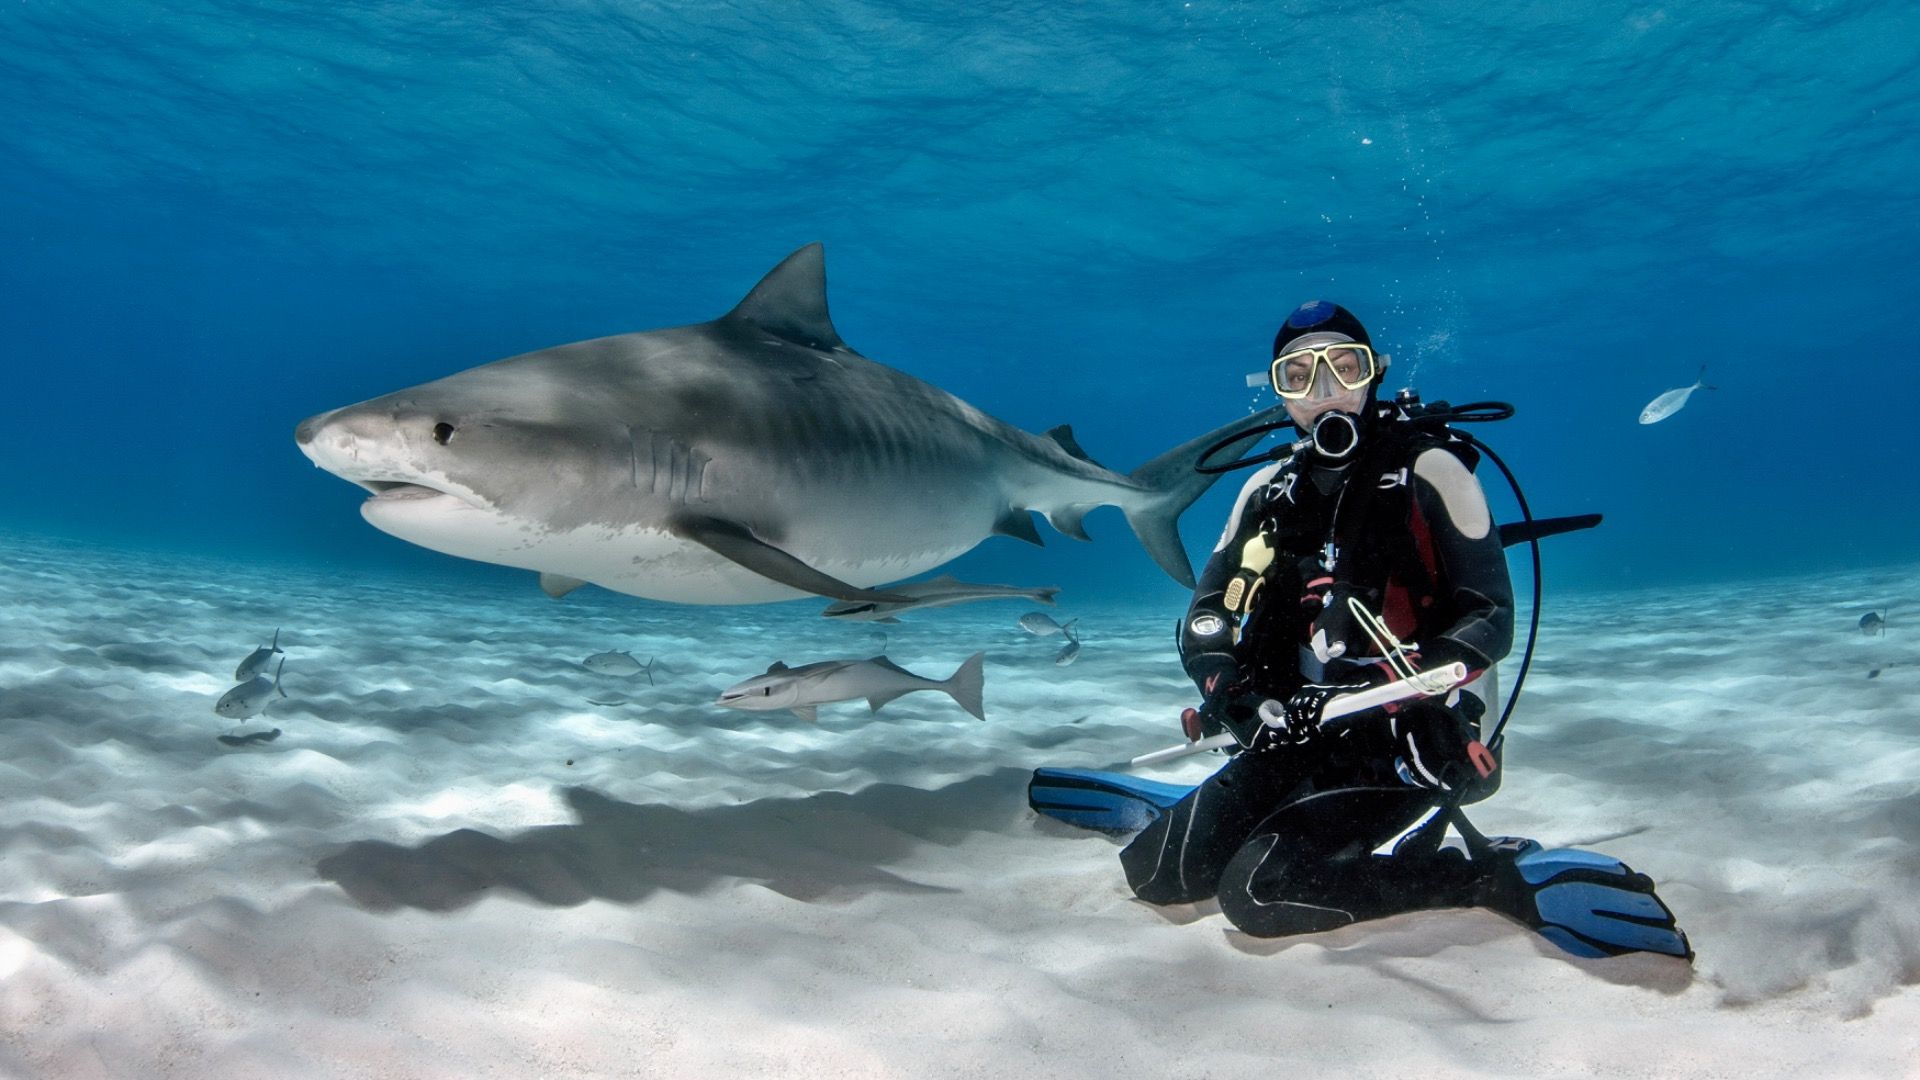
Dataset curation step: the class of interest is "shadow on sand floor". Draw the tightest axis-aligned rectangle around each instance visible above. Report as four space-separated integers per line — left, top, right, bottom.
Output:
318 768 1036 912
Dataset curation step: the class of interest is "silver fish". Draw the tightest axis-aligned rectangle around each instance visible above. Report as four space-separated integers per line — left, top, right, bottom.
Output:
215 657 286 720
582 651 655 682
1860 610 1886 637
715 653 986 722
821 575 1061 622
1638 366 1715 424
235 628 283 682
1053 637 1082 666
1018 612 1078 637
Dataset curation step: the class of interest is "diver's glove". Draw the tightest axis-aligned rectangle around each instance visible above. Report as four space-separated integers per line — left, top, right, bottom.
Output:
1232 682 1370 754
1185 674 1261 745
1379 706 1483 790
1299 573 1386 668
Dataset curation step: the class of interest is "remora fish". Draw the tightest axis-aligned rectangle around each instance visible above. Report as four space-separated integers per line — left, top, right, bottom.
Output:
1638 366 1715 424
715 652 986 722
821 574 1061 622
295 244 1286 605
235 628 283 681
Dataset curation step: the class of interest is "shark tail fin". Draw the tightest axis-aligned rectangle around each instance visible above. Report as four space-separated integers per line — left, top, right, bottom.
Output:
942 651 987 721
269 628 281 654
1698 364 1716 392
1033 587 1062 607
1121 404 1290 588
273 656 287 698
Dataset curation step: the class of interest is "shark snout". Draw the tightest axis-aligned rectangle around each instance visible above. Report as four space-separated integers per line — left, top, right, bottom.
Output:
295 403 417 484
294 409 330 448
297 403 397 450
295 407 366 471
296 401 495 515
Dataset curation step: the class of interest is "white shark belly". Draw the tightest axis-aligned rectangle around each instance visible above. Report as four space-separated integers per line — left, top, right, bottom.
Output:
576 528 982 605
361 486 992 605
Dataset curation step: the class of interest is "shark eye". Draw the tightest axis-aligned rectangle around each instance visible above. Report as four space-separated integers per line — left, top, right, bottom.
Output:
761 687 772 696
432 422 456 446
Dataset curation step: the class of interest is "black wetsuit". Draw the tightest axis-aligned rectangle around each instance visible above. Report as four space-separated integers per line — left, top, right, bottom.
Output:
1120 417 1517 937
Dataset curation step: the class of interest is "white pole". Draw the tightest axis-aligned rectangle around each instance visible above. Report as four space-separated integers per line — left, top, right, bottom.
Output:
1127 662 1468 769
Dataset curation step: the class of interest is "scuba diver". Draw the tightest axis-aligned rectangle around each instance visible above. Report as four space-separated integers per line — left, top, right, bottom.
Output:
1030 300 1690 959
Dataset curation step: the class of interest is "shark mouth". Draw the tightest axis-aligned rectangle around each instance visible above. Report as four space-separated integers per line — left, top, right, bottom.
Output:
340 475 484 508
353 479 495 517
360 480 454 501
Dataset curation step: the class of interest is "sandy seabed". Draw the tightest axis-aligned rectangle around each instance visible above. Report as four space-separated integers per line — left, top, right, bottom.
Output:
2 531 1917 1078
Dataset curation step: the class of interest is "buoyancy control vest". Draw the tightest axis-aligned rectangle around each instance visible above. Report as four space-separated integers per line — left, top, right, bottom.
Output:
1231 413 1480 690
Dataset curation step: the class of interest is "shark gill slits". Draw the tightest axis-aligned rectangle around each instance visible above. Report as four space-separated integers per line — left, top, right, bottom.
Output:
432 422 456 446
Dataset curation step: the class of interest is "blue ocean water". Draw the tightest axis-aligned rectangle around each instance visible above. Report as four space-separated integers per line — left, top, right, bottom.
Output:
2 1 1915 604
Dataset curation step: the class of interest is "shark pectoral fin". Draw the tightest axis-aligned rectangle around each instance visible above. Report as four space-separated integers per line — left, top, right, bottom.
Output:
539 573 589 599
878 616 902 624
671 515 913 603
993 508 1045 547
791 705 819 722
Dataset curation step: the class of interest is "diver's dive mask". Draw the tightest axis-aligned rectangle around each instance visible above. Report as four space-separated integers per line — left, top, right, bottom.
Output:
1270 341 1378 401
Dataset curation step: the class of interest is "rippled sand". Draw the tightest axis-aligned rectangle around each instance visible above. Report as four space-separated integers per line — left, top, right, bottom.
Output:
2 531 1915 1077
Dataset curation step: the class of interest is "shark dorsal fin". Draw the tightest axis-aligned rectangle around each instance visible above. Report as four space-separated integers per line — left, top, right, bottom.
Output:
767 661 790 674
723 243 846 351
1044 424 1103 467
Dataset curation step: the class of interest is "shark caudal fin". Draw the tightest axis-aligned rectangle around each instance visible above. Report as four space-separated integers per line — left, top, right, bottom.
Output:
1121 403 1292 588
942 651 987 721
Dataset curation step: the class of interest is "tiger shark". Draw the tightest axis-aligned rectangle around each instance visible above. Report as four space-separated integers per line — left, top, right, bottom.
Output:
295 244 1286 605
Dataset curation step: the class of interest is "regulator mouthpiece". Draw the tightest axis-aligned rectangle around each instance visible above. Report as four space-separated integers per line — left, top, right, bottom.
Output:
1310 410 1360 461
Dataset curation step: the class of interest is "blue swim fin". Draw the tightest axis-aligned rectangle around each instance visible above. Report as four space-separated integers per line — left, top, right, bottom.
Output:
1027 767 1193 834
1482 844 1693 961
